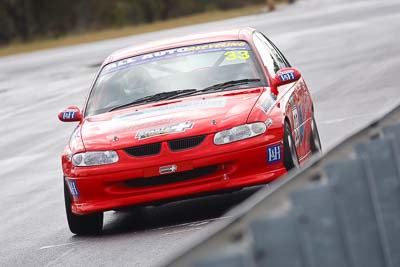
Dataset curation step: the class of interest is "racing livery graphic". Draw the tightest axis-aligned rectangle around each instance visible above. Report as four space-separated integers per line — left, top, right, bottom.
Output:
58 28 321 235
135 121 193 140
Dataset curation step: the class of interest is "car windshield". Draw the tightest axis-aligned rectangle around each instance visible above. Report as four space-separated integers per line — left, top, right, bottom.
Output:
85 40 266 116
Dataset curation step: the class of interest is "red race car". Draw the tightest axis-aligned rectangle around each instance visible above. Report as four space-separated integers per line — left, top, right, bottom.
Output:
59 27 321 235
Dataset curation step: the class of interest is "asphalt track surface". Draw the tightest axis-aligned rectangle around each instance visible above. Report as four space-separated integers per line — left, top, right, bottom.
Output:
1 0 399 266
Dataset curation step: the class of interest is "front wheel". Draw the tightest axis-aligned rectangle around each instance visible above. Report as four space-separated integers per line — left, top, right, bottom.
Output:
64 181 103 235
283 121 299 171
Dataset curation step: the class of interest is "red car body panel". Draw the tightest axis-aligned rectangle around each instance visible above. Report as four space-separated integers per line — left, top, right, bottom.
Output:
81 88 264 150
61 28 315 215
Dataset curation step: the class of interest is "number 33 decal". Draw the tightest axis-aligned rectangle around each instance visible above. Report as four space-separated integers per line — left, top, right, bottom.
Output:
224 50 250 61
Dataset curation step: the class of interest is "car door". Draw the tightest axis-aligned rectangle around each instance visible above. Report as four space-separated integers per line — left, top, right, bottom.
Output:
263 35 314 159
253 32 308 160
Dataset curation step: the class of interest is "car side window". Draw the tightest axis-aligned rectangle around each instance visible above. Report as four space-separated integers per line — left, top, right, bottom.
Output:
262 34 291 68
253 32 290 75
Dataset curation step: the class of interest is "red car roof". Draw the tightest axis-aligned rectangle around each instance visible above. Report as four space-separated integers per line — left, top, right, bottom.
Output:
103 27 256 65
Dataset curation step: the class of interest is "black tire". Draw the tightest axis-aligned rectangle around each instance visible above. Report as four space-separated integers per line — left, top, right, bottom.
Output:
284 121 299 171
310 116 322 154
64 181 103 235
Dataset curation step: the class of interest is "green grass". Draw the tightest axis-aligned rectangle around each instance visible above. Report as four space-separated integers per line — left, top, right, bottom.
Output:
0 4 268 57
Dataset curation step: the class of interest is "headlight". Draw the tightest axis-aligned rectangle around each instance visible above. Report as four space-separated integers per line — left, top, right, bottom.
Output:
72 151 119 166
214 122 267 145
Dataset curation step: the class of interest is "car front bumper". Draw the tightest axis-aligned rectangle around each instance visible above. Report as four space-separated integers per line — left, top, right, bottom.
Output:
64 136 286 215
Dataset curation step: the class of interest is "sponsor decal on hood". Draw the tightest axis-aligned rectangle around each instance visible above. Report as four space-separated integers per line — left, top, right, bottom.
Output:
136 121 193 140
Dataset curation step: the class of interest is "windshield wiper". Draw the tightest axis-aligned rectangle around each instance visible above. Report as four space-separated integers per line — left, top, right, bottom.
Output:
108 79 261 111
198 78 261 93
107 89 197 112
165 79 262 100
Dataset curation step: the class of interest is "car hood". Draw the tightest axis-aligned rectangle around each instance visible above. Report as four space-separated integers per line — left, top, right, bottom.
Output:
81 88 264 150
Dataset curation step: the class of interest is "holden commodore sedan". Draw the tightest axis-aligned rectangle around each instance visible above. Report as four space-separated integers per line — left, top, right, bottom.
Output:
59 27 321 235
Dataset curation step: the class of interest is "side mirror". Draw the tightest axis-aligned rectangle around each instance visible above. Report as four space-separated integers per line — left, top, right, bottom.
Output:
58 106 82 122
272 67 301 87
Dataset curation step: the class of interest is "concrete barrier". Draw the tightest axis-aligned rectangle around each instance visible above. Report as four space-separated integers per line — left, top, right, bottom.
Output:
167 104 400 267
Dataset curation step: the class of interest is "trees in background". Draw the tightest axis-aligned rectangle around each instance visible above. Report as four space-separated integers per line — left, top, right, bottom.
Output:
0 0 265 45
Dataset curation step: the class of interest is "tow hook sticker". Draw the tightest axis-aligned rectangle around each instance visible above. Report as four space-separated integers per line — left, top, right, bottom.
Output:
67 180 79 197
159 165 177 174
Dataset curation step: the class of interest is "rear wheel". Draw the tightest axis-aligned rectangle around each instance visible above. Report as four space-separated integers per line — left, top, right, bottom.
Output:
310 116 322 154
284 121 299 171
64 181 103 235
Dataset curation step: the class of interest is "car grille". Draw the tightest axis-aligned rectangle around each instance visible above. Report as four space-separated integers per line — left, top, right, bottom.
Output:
124 135 207 157
124 165 218 188
124 142 161 157
168 135 207 151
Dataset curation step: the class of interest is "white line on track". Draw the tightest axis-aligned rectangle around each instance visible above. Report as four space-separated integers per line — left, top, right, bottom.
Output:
147 215 235 233
162 227 203 236
321 114 372 124
44 248 75 267
38 215 235 250
188 221 210 227
39 241 85 250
